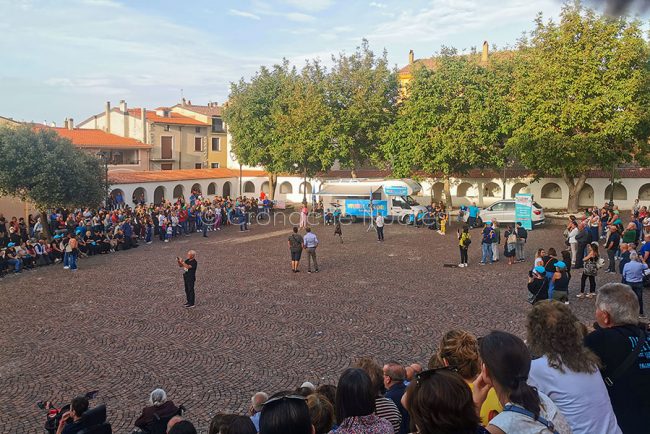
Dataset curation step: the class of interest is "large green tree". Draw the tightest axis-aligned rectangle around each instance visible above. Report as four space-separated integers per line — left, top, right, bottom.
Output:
274 61 336 202
327 40 398 177
383 49 504 207
509 2 650 212
223 61 297 199
0 125 105 236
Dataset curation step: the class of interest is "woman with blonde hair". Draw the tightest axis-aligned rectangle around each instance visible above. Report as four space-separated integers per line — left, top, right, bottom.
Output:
527 301 621 434
430 330 502 426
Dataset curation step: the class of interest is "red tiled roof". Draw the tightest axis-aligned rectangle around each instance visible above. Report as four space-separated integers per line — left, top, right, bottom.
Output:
126 109 209 126
37 127 151 149
398 58 439 75
109 168 267 184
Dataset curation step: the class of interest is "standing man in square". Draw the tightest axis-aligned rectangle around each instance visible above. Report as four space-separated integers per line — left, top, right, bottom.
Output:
177 250 198 308
303 227 319 273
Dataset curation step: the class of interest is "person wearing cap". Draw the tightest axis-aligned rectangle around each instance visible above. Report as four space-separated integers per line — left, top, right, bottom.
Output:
480 221 495 265
551 261 570 304
528 265 549 304
4 243 22 273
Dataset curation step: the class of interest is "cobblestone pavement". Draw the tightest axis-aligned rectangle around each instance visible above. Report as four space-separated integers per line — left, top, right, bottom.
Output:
0 217 640 433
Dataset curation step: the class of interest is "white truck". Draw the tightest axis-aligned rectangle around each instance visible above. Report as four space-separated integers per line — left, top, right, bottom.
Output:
317 178 429 223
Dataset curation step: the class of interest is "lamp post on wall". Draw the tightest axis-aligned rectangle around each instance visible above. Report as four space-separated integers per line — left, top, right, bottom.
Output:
608 164 616 207
96 151 109 208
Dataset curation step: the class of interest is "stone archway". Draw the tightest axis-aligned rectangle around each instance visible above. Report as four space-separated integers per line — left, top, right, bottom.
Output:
153 186 166 204
223 181 232 198
541 183 562 199
191 183 202 195
279 181 293 194
430 182 444 202
483 182 501 198
299 182 312 195
173 184 185 199
578 183 594 207
639 183 650 201
604 184 627 201
244 181 255 194
510 183 528 198
456 182 477 198
132 187 147 204
207 182 217 195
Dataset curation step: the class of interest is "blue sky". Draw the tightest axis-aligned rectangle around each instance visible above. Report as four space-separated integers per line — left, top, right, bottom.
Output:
0 0 605 123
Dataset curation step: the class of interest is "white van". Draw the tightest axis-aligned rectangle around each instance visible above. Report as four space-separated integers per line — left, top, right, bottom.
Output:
317 179 428 222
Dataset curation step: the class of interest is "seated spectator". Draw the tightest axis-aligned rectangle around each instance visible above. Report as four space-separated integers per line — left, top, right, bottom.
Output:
584 283 650 433
527 301 621 434
307 393 335 434
260 394 313 434
404 363 422 383
473 331 572 433
134 388 179 431
404 368 488 434
55 395 89 434
209 414 237 434
249 392 268 432
332 368 393 434
315 385 336 408
168 419 196 434
354 357 402 433
296 382 316 397
222 416 256 434
527 266 548 304
383 362 409 434
429 329 502 425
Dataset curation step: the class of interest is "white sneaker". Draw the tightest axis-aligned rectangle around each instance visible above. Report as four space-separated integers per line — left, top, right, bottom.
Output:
459 263 464 267
63 266 70 269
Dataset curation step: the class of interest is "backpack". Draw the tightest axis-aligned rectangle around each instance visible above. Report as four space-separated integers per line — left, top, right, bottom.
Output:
507 232 517 244
289 234 302 250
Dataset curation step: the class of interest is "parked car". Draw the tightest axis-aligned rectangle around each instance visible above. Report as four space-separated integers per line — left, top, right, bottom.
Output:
464 199 545 228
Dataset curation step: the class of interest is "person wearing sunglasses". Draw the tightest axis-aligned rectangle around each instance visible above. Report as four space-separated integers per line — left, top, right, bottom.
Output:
403 367 489 434
472 331 571 434
260 394 314 434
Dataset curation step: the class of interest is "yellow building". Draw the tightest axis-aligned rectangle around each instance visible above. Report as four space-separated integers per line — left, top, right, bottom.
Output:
0 115 21 127
77 100 211 170
171 100 227 169
398 41 491 92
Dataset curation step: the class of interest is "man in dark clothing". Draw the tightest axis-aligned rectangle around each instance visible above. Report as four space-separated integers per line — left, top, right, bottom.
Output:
574 222 590 269
515 222 528 262
56 396 89 434
383 362 410 434
287 226 304 273
585 283 650 434
177 250 198 308
606 225 621 273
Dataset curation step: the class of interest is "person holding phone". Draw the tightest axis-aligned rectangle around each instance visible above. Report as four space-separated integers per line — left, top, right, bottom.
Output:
177 250 198 308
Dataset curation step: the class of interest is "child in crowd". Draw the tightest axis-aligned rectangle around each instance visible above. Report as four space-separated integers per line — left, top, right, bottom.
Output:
334 221 343 243
438 213 448 235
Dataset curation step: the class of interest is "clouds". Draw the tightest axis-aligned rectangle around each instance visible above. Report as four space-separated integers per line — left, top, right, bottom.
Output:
229 9 262 20
0 0 573 122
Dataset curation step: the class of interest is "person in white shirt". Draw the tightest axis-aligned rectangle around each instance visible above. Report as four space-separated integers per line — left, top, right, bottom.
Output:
375 214 385 242
526 301 621 434
302 227 319 273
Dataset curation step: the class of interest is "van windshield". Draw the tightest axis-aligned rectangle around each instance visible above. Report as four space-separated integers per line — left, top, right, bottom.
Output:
405 196 419 206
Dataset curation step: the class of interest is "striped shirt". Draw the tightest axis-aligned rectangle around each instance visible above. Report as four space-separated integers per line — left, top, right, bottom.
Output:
375 396 401 434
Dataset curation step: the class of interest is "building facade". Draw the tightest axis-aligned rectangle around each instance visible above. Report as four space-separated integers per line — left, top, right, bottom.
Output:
171 100 227 169
77 100 210 170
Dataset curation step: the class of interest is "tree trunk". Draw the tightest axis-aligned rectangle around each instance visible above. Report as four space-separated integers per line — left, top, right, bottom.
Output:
268 173 278 200
443 174 453 209
40 210 51 239
562 171 588 213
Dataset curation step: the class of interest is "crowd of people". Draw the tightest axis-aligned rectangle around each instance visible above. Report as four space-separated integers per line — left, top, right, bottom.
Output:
0 191 271 276
524 203 650 318
52 284 648 434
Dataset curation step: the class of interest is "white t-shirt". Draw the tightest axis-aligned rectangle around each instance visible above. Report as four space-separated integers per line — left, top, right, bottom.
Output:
489 391 572 434
375 215 385 227
528 356 621 434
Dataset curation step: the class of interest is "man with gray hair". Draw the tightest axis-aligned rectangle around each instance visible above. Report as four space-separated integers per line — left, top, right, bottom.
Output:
134 388 179 432
248 391 268 432
177 250 198 308
585 283 649 434
622 251 648 317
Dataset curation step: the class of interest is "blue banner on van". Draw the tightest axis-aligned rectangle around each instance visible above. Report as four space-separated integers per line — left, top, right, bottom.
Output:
515 193 533 230
345 200 388 217
384 186 408 196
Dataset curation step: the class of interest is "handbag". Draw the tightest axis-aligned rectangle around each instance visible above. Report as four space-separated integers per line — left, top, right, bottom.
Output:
584 259 598 276
596 257 606 269
527 279 547 304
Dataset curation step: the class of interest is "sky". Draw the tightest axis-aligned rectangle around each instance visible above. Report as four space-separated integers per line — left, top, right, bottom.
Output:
0 0 626 123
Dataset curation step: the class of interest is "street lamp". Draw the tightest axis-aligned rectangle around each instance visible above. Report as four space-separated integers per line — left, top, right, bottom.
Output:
96 151 109 207
608 164 616 207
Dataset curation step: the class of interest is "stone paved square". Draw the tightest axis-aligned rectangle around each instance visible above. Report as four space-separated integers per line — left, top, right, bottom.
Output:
0 219 632 433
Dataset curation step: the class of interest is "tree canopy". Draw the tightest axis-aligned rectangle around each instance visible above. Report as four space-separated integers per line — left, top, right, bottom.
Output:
0 125 105 212
508 2 650 211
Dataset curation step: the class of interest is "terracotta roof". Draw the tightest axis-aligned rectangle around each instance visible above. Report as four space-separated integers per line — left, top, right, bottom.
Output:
109 168 267 184
0 115 21 125
37 127 151 149
126 108 209 126
172 103 223 116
